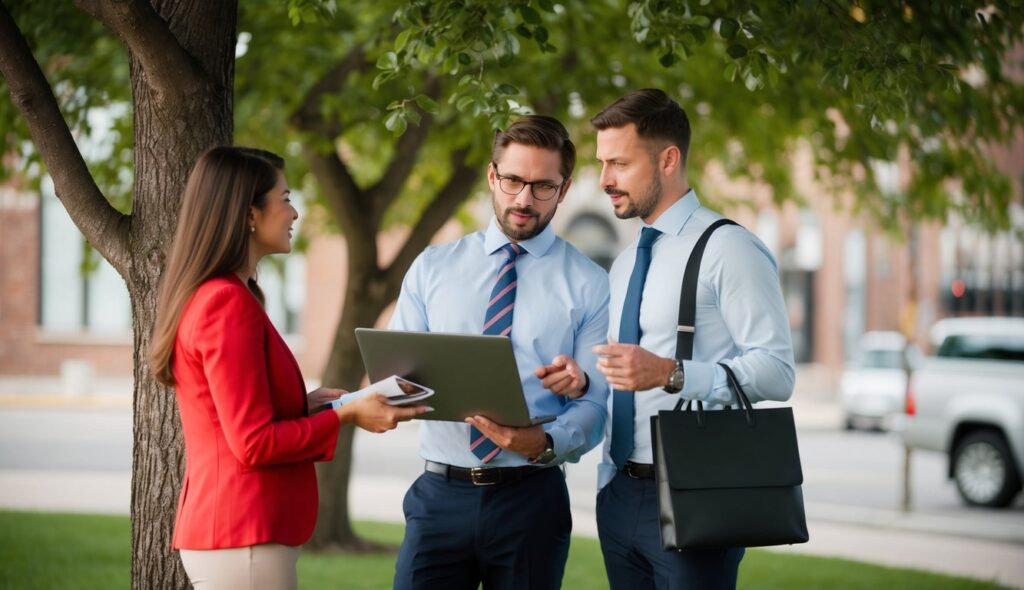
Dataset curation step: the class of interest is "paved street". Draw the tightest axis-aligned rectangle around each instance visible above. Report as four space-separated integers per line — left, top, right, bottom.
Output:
1 401 1023 587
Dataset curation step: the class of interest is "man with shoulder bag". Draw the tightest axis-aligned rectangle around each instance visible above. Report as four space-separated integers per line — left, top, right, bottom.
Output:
591 88 798 589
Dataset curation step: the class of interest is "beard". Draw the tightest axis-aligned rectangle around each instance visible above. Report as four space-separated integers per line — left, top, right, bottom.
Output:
606 175 661 220
493 199 557 242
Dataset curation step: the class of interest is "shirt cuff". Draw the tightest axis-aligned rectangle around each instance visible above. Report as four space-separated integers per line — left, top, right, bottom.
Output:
545 424 571 463
681 360 731 404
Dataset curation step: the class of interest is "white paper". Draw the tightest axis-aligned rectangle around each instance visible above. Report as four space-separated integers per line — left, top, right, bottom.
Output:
327 375 434 409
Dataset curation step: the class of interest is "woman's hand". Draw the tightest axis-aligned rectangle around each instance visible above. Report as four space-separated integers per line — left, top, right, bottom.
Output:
307 387 345 415
335 393 431 433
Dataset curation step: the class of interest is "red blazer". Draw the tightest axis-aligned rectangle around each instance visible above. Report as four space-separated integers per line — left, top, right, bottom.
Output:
171 275 340 549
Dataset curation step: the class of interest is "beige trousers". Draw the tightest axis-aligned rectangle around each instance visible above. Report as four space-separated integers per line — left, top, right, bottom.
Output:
179 544 300 590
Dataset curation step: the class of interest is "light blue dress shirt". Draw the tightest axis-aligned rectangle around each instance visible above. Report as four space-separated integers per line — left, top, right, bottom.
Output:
597 190 796 489
389 218 610 468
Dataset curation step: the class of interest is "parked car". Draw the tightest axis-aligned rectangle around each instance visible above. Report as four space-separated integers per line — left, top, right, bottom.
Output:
840 331 912 431
901 317 1024 508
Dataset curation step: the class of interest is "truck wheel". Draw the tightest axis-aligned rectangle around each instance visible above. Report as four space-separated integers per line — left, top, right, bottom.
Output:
952 430 1022 508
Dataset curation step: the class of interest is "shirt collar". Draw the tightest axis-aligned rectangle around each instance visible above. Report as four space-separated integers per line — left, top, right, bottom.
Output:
648 189 700 237
484 217 557 257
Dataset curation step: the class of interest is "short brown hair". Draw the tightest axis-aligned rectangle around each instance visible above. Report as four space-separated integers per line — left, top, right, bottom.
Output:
591 88 691 165
492 115 576 181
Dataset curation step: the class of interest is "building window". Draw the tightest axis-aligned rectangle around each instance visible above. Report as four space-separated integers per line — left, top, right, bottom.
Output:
39 177 131 334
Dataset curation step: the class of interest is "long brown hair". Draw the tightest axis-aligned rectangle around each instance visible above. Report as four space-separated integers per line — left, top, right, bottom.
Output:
149 146 285 386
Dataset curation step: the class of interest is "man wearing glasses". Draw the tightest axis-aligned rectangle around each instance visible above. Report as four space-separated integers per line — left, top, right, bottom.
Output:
389 115 610 589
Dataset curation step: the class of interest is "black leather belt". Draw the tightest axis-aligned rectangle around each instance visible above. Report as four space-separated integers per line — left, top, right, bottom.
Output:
623 461 655 480
425 460 546 486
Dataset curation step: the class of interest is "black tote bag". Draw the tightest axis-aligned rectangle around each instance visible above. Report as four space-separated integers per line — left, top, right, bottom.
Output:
651 364 809 549
649 219 809 550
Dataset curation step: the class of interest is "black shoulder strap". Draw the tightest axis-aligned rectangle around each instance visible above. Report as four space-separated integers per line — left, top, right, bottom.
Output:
675 219 739 360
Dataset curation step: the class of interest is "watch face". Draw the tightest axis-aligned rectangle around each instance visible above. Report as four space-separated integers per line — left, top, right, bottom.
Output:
666 365 684 392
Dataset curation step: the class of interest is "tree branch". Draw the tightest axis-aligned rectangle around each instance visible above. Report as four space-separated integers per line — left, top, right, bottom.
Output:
290 45 368 137
303 144 375 266
73 0 206 104
0 4 130 274
367 77 442 225
385 148 480 293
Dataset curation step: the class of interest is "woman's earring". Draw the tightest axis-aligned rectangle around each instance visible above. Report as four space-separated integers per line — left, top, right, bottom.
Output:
250 226 255 233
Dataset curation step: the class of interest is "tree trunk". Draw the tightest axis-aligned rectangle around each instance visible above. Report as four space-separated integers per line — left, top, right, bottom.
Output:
309 255 393 550
124 2 237 587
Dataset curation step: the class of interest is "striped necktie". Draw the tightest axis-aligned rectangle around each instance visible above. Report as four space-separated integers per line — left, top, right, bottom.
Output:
609 226 661 469
471 242 522 462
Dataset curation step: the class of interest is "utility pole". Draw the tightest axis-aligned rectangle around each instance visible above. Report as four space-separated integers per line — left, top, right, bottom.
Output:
899 223 919 512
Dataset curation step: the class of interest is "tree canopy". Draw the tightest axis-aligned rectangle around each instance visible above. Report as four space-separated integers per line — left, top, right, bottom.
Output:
7 1 1020 231
258 0 1023 229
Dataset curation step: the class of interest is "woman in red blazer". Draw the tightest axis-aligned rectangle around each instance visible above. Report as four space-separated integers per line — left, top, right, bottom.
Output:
149 146 426 589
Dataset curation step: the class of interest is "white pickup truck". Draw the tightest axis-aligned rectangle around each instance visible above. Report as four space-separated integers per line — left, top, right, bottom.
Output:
901 316 1024 508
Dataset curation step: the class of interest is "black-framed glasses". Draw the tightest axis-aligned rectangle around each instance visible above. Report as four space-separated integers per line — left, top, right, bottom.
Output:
492 163 564 201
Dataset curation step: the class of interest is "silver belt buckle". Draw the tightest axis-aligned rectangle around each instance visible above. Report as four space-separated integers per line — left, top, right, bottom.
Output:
470 467 497 486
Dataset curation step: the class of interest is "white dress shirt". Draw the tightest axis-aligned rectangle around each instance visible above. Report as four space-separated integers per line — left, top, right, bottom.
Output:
598 190 795 488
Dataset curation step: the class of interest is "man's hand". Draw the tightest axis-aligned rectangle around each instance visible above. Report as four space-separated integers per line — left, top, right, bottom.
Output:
593 340 675 392
465 416 546 457
534 355 587 400
307 387 344 415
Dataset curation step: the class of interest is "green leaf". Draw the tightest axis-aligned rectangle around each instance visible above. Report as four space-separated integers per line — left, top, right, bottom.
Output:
727 44 748 59
405 108 422 126
720 18 739 40
515 23 533 38
538 0 555 12
456 96 475 112
458 52 471 65
371 71 392 90
534 26 549 43
659 51 677 67
520 5 542 24
724 61 738 82
395 29 412 53
384 110 407 135
376 51 398 70
496 83 519 95
414 94 439 113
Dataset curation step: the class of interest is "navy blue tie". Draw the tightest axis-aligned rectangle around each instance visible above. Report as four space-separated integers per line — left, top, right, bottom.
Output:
610 227 661 469
471 243 522 462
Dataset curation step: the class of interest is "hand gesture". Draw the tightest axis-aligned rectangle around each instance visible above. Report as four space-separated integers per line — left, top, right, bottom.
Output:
534 355 588 399
593 339 675 392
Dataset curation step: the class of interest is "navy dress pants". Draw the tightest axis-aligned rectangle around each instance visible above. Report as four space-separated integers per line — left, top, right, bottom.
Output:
393 466 571 590
596 471 745 590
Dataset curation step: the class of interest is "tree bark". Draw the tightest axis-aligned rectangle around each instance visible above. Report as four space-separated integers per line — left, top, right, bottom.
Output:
3 1 238 587
125 2 237 587
309 256 392 550
307 144 481 550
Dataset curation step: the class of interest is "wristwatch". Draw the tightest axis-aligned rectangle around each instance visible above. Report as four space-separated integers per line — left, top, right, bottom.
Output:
533 434 557 465
664 359 685 394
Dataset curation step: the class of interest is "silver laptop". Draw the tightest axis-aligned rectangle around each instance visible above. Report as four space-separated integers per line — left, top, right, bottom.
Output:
355 328 555 427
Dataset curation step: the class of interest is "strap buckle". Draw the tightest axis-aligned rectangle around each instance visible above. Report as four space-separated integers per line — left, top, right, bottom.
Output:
469 467 498 486
676 325 695 333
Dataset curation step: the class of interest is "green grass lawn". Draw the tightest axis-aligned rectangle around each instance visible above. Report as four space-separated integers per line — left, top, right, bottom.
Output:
0 510 1011 589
